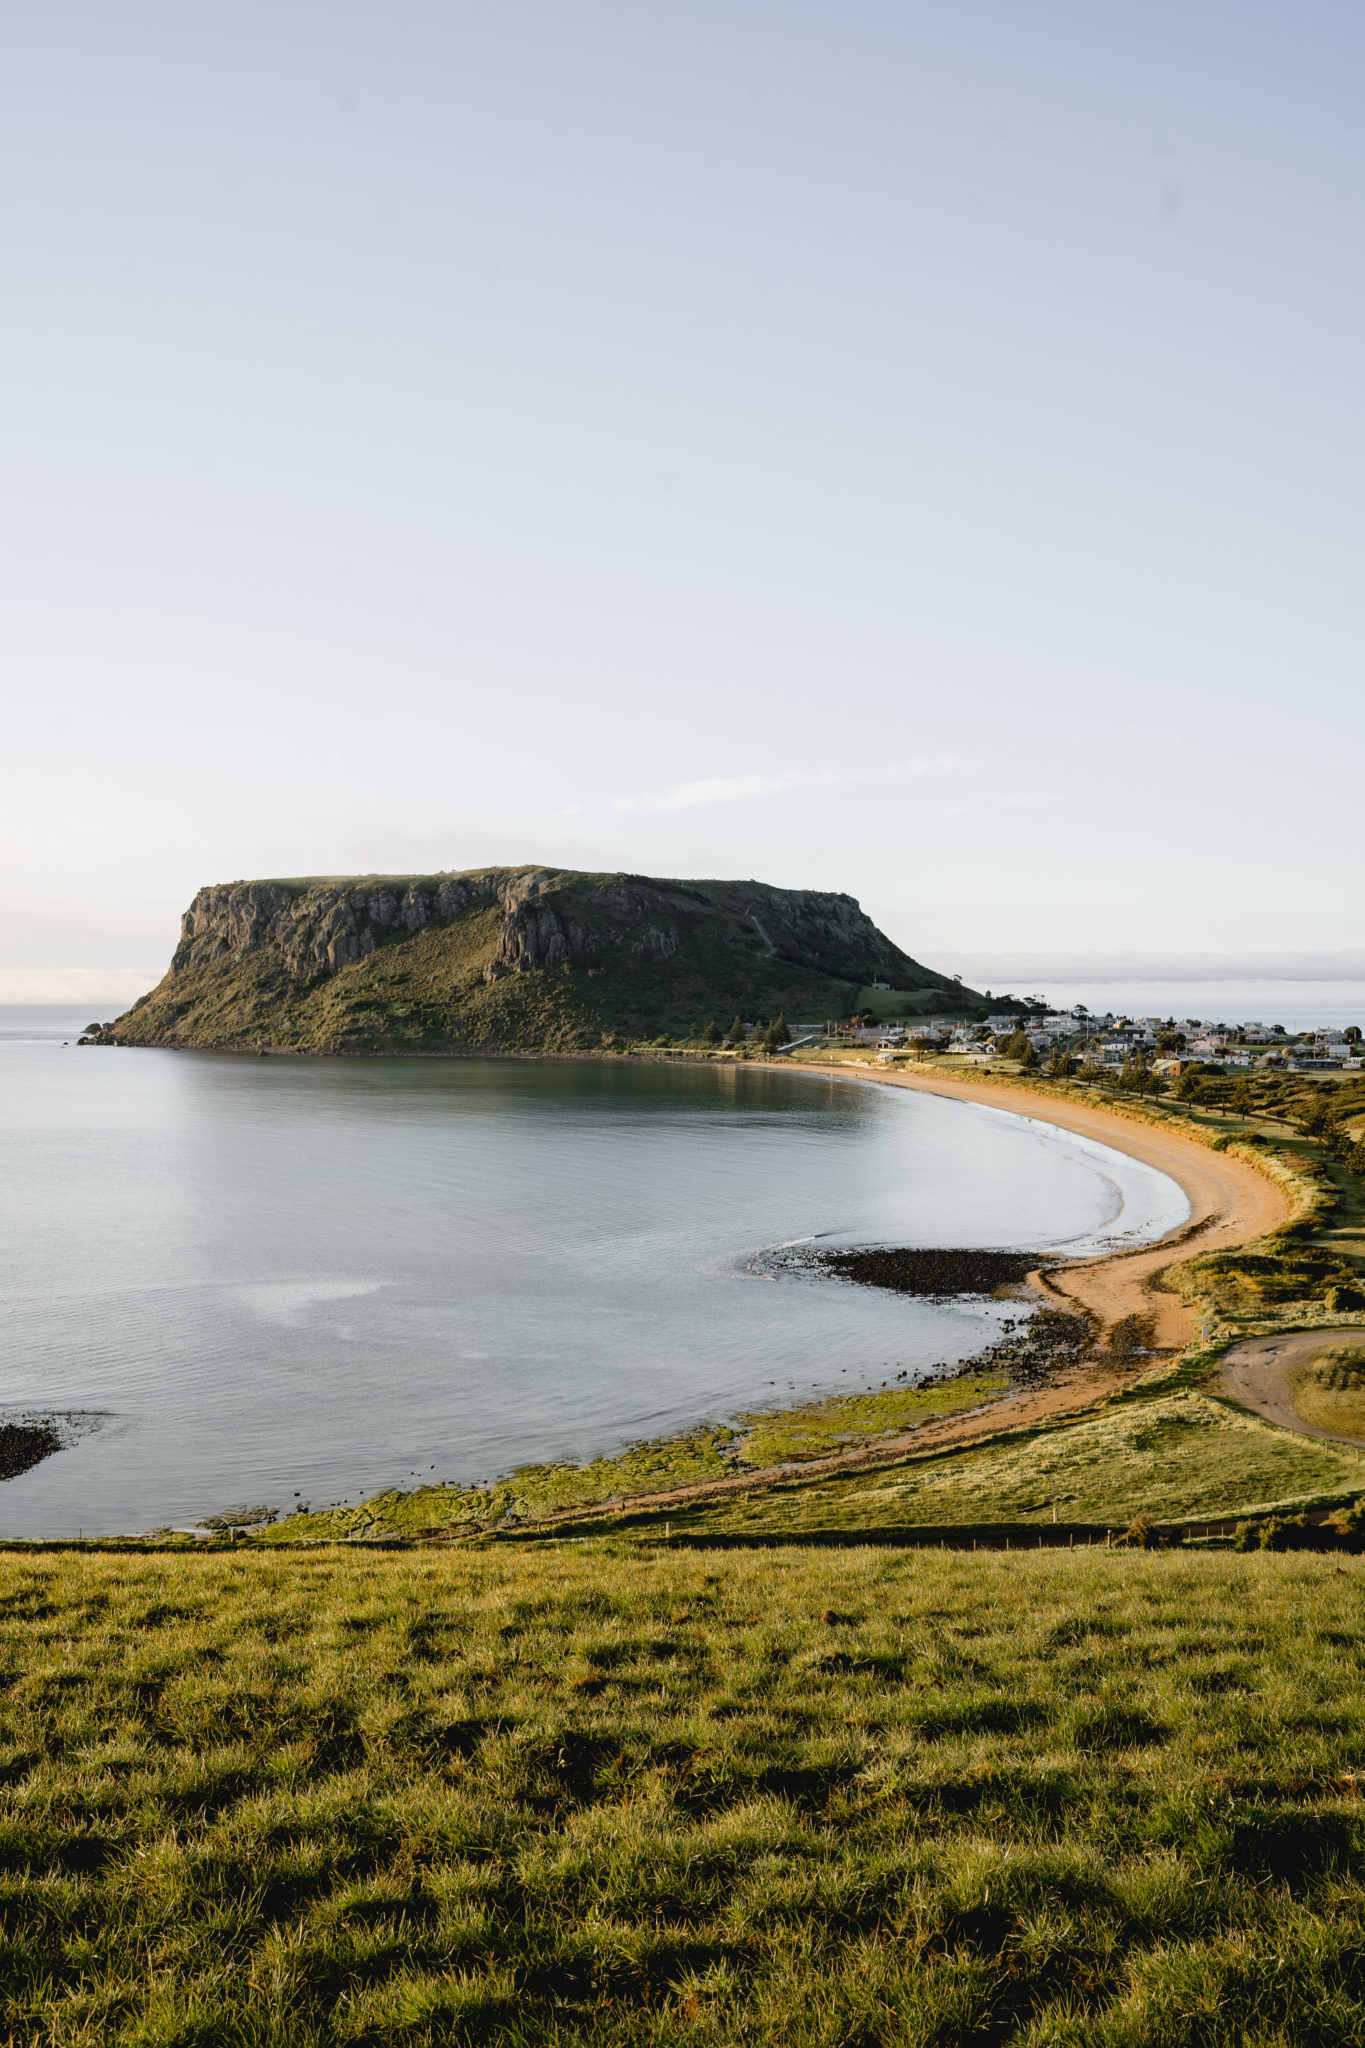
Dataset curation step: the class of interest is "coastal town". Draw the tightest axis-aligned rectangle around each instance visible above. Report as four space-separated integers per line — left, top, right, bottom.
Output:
830 1009 1363 1073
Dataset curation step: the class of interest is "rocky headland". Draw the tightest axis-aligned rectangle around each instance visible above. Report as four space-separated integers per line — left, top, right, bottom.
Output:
106 865 983 1054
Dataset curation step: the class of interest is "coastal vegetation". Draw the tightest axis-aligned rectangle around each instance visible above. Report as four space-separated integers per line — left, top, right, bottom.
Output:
602 1393 1365 1540
6 1544 1365 2043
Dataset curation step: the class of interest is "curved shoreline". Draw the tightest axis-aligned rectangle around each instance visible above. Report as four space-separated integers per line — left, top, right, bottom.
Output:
24 1048 1299 1538
766 1062 1291 1349
480 1066 1300 1538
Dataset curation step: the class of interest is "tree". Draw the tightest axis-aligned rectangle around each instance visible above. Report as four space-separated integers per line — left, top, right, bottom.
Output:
703 1019 721 1045
1346 1026 1362 1044
726 1016 745 1047
1301 1093 1342 1139
1231 1078 1253 1116
768 1014 789 1049
1048 1047 1077 1078
1018 1040 1040 1071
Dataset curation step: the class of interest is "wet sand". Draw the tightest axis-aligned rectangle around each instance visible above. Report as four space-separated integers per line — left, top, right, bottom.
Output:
780 1063 1292 1348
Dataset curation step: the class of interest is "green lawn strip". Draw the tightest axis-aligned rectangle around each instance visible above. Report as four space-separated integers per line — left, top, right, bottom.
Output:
732 1371 1011 1468
261 1381 1020 1545
262 1429 745 1544
5 1545 1365 2044
618 1395 1365 1539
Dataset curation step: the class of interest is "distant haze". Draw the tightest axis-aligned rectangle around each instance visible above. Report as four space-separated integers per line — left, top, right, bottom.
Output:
937 952 1365 987
3 4 1362 988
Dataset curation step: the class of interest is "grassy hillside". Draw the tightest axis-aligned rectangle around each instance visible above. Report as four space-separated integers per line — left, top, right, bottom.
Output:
6 1543 1365 2045
108 867 983 1053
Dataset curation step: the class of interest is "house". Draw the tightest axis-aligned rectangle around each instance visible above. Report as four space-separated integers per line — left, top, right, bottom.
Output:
1098 1040 1139 1066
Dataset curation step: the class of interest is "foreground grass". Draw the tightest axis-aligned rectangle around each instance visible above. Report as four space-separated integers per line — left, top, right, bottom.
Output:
6 1545 1365 2043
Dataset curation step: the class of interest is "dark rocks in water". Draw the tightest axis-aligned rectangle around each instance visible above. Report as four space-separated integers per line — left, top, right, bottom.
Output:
0 1422 63 1482
816 1247 1040 1297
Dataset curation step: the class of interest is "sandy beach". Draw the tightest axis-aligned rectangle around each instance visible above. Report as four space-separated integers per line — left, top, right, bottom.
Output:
512 1064 1298 1533
790 1062 1291 1347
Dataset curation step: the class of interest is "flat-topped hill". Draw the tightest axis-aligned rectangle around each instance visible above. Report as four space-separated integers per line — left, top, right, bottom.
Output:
111 865 983 1053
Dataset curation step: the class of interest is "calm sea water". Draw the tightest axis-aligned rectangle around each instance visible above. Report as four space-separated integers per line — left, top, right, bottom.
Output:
1017 981 1365 1033
0 1008 1187 1537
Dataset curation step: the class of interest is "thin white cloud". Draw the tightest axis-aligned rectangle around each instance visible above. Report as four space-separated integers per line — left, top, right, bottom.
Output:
613 771 834 814
612 756 975 815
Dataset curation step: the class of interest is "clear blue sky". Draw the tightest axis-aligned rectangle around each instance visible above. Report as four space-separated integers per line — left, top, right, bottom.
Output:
4 2 1361 999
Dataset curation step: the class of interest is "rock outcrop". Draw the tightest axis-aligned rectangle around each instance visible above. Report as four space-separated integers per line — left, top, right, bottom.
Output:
115 865 977 1051
167 868 950 989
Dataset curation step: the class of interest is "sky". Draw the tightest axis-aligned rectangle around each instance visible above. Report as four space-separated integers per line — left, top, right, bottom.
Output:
3 2 1362 1003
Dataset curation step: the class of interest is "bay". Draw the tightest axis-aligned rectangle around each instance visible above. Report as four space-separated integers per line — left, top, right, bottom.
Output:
0 1008 1187 1537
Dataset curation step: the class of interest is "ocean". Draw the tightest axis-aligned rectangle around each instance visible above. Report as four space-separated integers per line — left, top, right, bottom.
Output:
0 1008 1187 1537
1000 982 1365 1033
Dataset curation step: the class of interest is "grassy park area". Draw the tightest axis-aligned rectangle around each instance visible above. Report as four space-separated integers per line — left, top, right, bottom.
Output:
6 1542 1365 2044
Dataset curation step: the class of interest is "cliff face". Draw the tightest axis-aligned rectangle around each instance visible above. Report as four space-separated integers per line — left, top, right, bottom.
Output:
115 865 976 1052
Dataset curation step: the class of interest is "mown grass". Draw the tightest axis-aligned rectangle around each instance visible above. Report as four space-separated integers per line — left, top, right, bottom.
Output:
735 1371 1012 1468
264 1431 745 1545
1291 1345 1365 1440
5 1544 1365 2045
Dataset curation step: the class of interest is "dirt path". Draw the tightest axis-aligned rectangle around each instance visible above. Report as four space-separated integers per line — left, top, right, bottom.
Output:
1218 1328 1365 1449
513 1345 1159 1535
771 1063 1290 1348
508 1070 1295 1536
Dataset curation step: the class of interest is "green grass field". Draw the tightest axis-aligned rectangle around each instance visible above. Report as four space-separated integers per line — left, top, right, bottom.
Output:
617 1394 1365 1541
6 1543 1365 2045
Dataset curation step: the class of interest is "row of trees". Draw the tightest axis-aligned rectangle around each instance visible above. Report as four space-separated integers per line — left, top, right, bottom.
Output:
692 1016 789 1053
1300 1092 1365 1178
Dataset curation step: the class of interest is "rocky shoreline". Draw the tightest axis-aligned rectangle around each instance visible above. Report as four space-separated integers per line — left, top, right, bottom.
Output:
0 1421 64 1482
